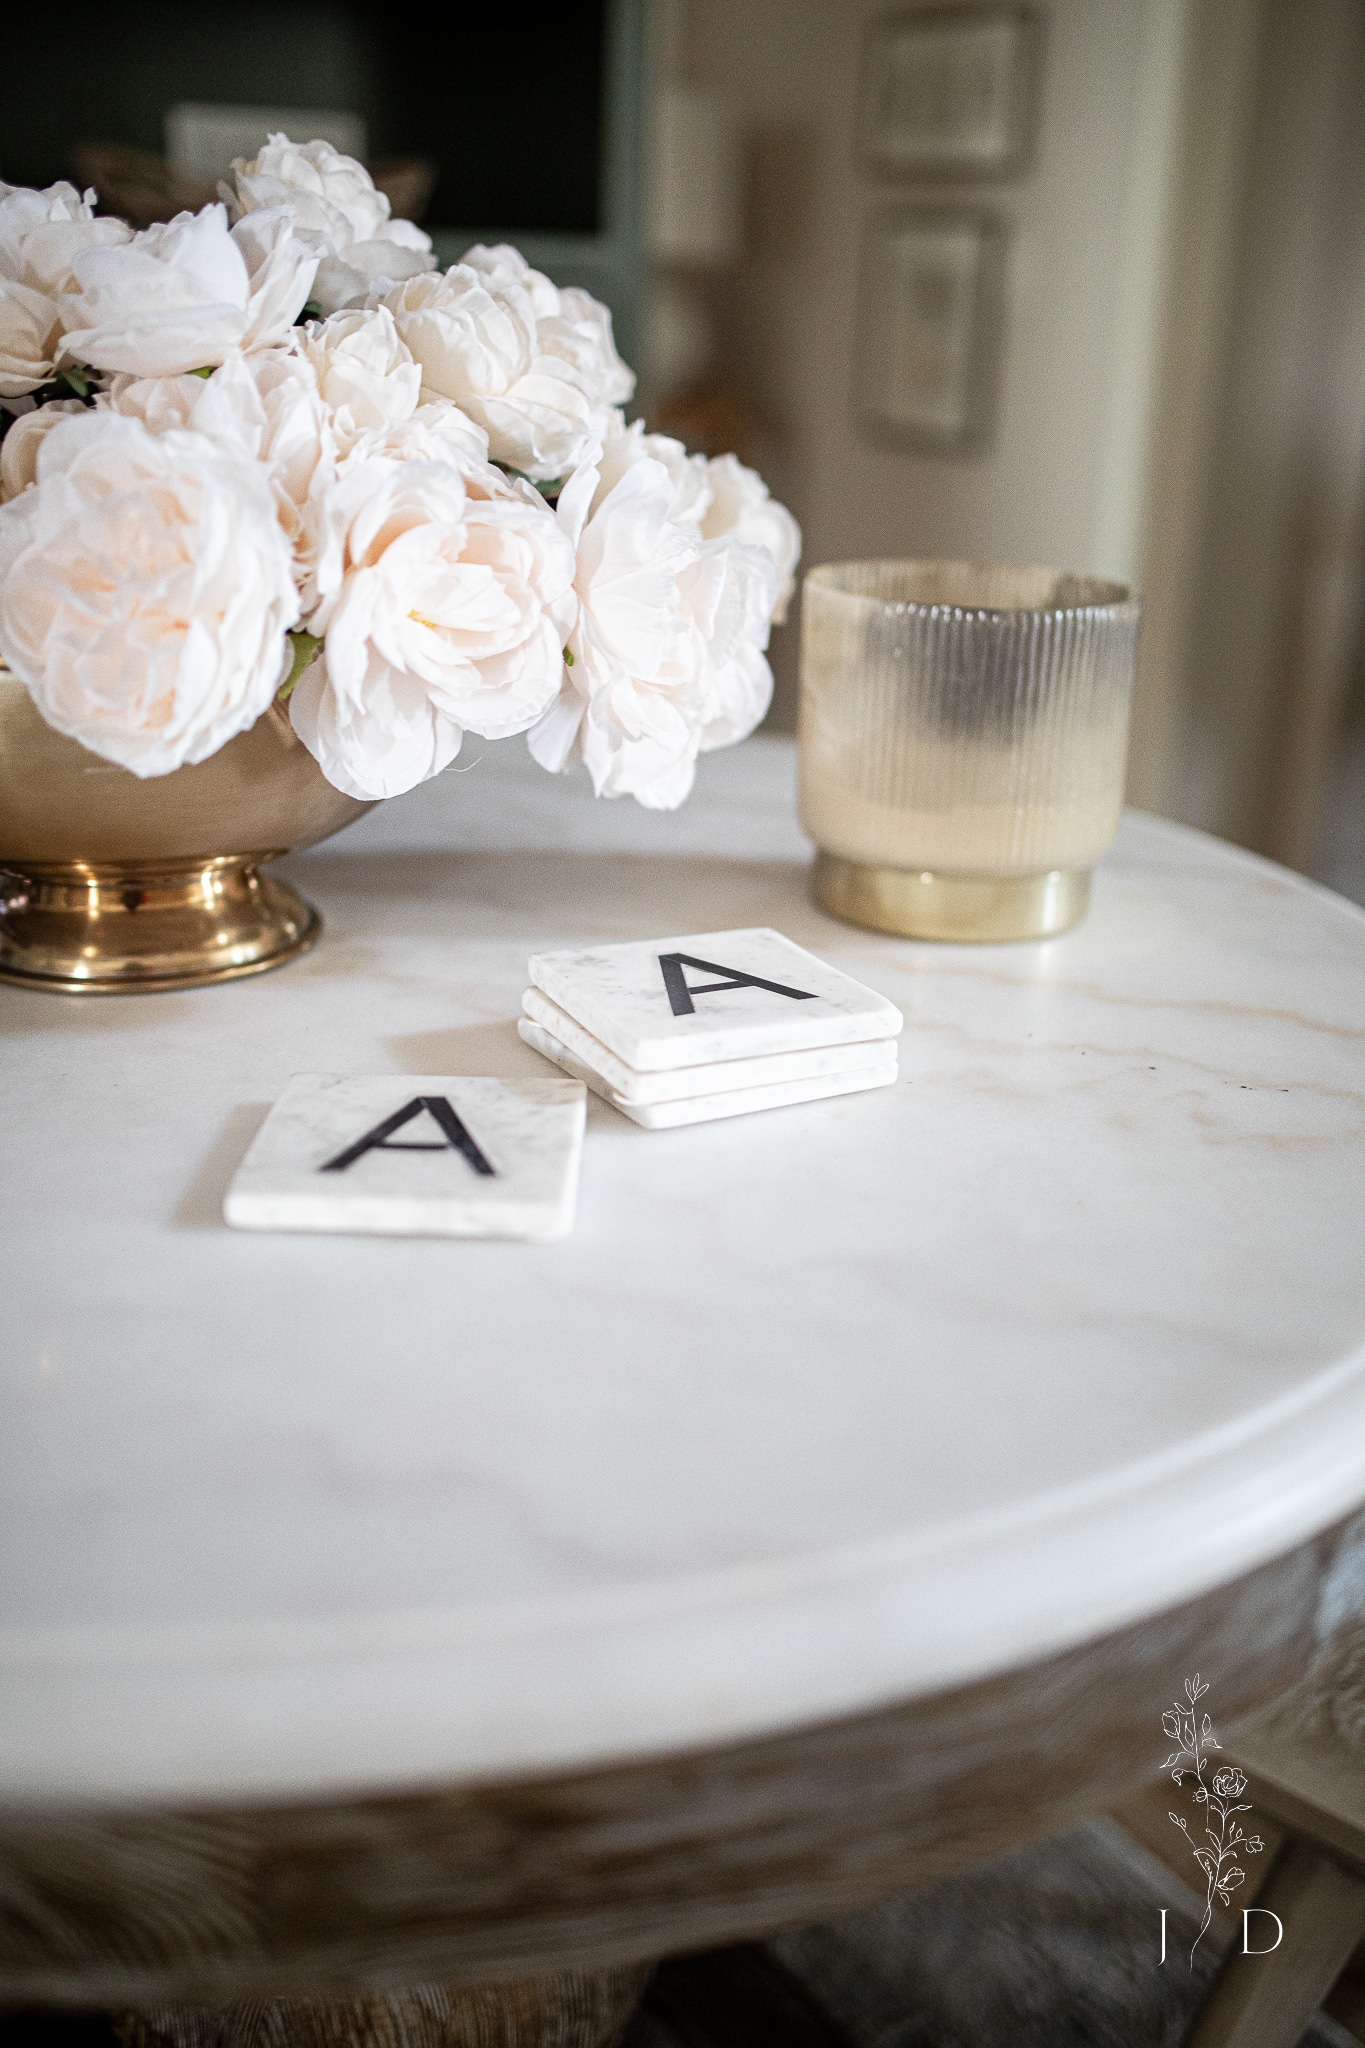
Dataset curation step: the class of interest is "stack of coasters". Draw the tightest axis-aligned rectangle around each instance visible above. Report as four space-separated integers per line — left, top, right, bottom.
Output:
518 927 903 1129
224 1074 586 1239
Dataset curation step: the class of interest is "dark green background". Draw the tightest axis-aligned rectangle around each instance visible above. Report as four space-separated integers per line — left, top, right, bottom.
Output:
0 2 606 237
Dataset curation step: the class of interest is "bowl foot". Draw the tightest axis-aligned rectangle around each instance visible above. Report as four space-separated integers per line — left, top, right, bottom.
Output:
0 856 320 993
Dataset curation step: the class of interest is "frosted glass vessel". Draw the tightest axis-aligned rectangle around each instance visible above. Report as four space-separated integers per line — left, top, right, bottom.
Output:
799 561 1140 940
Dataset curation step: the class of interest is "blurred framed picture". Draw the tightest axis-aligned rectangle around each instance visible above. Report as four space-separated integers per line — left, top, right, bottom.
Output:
859 6 1040 181
855 208 1006 455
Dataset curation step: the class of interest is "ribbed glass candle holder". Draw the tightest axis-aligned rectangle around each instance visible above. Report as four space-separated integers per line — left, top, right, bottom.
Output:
798 561 1141 941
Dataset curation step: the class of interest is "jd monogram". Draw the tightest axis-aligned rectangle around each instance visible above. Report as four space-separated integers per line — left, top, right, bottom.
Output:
1160 1674 1275 1966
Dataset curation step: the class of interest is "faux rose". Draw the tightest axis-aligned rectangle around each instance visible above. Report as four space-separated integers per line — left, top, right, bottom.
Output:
594 420 711 527
687 535 781 751
291 453 575 799
529 438 779 809
701 453 802 623
587 426 797 650
0 180 131 395
228 135 435 316
300 306 421 447
101 347 337 598
57 204 317 378
384 245 634 483
0 180 132 296
0 398 86 501
0 411 299 775
529 444 709 809
346 398 491 479
0 286 63 398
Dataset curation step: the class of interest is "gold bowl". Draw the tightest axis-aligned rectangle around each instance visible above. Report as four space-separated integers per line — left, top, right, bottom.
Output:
0 673 372 994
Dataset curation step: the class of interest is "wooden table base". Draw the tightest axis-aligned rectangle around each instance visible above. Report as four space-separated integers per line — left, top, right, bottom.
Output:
3 1521 1360 2026
109 1971 651 2048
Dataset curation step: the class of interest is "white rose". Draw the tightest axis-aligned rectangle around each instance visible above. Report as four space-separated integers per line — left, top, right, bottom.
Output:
57 204 317 378
528 444 708 809
246 348 338 595
0 181 132 295
310 236 435 318
0 285 63 397
0 398 86 500
300 305 421 446
385 246 634 483
0 411 299 775
701 452 802 624
228 135 436 316
291 453 575 799
461 245 635 419
0 180 131 395
685 535 781 750
595 419 712 526
528 439 779 808
101 355 266 445
346 397 490 476
0 397 87 499
100 346 336 598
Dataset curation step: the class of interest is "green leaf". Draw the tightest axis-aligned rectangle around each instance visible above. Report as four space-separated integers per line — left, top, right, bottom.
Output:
563 646 575 666
58 367 91 399
277 630 322 702
492 461 563 501
189 365 215 380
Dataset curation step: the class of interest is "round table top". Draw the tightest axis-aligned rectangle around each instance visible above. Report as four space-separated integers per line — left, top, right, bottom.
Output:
5 737 1365 1810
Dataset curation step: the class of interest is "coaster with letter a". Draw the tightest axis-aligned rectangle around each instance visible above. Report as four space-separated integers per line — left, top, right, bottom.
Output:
224 1075 586 1240
520 928 902 1127
527 927 904 1070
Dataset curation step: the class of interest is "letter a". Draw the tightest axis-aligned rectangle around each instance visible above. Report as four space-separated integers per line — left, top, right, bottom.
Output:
1242 1908 1283 1955
657 951 817 1018
320 1096 496 1176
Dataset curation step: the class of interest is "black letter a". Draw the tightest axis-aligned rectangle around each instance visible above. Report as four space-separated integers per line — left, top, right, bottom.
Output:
320 1096 496 1176
658 952 816 1018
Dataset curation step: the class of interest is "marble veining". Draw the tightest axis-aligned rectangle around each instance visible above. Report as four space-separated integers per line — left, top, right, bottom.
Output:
521 988 896 1104
4 737 1365 1805
225 1075 586 1241
527 927 905 1070
518 1015 899 1127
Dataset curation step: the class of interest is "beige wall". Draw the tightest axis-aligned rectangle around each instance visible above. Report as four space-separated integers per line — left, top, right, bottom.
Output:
674 0 1183 727
1169 0 1365 868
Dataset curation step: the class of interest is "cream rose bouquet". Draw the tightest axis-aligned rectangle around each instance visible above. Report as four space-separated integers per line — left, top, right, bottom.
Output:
0 139 799 810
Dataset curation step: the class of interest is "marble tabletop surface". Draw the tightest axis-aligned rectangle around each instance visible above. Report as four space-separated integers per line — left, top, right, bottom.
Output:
5 736 1365 1809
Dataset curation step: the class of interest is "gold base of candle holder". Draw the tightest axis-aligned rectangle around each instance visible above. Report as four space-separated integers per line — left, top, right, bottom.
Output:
812 852 1091 942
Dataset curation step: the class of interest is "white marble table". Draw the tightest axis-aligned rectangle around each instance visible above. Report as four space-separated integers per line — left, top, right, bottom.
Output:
4 736 1365 2019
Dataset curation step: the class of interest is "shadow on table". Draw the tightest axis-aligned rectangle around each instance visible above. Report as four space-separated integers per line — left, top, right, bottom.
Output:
278 848 833 955
171 1102 271 1231
387 1016 537 1077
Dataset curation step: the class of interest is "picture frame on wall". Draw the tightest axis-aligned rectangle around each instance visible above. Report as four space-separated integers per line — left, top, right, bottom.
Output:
855 207 1007 456
859 6 1040 181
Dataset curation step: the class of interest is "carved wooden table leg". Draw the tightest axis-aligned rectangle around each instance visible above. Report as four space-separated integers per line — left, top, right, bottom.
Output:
1181 1840 1365 2048
110 1969 651 2048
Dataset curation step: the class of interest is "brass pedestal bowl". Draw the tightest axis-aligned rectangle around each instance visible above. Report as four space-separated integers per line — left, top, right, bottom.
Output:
0 675 373 994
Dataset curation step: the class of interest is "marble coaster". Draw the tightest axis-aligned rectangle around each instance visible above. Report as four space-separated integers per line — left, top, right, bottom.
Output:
521 988 896 1103
224 1075 586 1240
520 1016 898 1128
527 927 904 1073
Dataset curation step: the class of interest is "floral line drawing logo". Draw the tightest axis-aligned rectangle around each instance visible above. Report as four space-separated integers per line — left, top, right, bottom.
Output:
1164 1674 1264 1963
